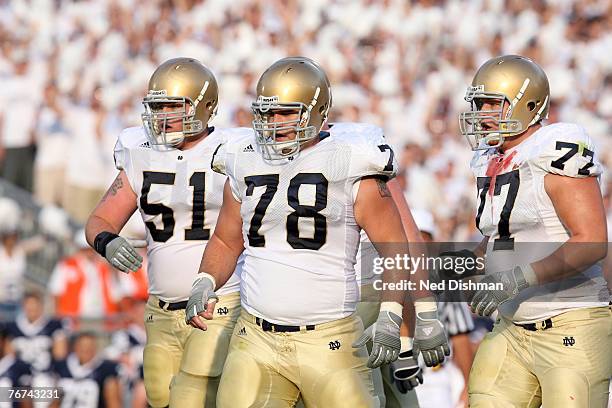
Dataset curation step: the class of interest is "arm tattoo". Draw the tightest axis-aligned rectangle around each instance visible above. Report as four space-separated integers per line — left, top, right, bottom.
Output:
101 175 124 202
375 178 391 197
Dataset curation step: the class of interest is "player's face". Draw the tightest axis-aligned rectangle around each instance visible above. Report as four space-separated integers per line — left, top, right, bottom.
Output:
265 109 300 141
22 296 43 322
74 336 98 365
476 99 510 133
152 102 186 133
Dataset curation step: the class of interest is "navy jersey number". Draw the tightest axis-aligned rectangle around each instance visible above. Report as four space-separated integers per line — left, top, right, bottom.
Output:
245 173 328 250
476 169 520 250
141 171 210 242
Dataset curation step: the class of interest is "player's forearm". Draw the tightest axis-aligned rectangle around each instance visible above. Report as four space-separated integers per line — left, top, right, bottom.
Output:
450 333 474 382
198 233 242 289
531 236 607 285
85 214 121 247
387 178 421 243
401 301 415 337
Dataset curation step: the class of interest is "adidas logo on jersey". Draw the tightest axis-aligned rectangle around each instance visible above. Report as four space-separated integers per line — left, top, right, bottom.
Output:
237 327 247 336
243 144 255 152
139 141 151 148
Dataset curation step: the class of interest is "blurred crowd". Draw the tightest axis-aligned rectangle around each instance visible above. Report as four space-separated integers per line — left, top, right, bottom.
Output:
0 0 610 406
0 0 610 233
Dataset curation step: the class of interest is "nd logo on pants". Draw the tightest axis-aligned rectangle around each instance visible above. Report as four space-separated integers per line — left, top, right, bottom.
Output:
469 306 611 408
142 292 240 407
217 311 379 408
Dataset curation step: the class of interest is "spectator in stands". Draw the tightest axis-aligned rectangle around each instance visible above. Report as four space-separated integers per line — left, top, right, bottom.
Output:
0 323 33 404
6 291 68 378
0 198 26 319
48 230 120 327
105 298 146 408
52 332 122 408
0 54 40 192
33 81 71 207
63 89 115 223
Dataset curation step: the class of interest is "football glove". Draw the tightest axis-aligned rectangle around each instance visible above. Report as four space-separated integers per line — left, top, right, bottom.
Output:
352 303 402 368
469 265 536 316
413 301 450 367
390 338 423 393
94 232 143 273
185 274 219 326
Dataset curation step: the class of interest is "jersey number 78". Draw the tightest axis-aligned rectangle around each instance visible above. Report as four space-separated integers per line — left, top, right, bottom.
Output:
245 173 328 250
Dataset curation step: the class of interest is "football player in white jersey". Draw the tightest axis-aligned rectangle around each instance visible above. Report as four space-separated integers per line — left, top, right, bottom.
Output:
458 55 611 407
185 57 449 407
85 58 247 407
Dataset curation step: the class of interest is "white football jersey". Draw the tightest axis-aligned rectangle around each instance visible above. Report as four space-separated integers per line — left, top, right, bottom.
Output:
471 122 608 323
114 126 251 302
212 123 398 325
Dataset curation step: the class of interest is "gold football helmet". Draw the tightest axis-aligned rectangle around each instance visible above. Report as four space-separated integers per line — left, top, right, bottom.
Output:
252 56 332 160
459 55 549 150
142 58 218 147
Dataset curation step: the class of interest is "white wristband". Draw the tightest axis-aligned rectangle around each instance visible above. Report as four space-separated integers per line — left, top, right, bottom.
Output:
414 296 437 314
400 336 413 353
194 272 216 290
380 301 403 317
522 264 538 286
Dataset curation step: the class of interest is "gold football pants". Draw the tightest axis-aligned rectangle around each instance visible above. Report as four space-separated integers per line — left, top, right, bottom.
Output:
469 305 612 408
142 292 240 407
217 311 378 408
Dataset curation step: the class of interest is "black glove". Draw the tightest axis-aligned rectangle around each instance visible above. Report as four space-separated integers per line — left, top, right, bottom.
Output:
390 346 423 393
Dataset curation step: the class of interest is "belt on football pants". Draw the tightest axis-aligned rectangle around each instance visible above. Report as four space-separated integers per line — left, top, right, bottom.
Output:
254 317 316 333
514 318 553 331
158 300 188 311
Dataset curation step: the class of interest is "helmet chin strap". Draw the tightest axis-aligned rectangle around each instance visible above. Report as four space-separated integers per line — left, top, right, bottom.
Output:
164 131 185 146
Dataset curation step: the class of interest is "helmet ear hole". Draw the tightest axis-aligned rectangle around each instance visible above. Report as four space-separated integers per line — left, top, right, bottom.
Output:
527 101 537 111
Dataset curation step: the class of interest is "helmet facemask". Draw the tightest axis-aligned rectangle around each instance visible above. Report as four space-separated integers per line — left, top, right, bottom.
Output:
251 95 320 161
459 86 524 150
141 90 208 148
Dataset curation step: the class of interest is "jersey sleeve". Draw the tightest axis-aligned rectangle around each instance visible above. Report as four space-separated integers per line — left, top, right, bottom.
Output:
113 136 127 171
210 142 228 176
348 124 398 180
211 142 241 202
530 124 603 178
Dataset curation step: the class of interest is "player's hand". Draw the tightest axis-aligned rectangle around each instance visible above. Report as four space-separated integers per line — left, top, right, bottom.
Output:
352 308 401 368
413 309 450 367
469 265 533 316
185 274 219 330
390 340 423 393
105 236 143 273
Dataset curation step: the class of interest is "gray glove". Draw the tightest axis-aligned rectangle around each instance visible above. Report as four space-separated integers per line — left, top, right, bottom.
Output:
185 275 219 325
469 265 531 316
352 309 401 368
390 348 423 393
105 236 143 273
413 310 450 367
